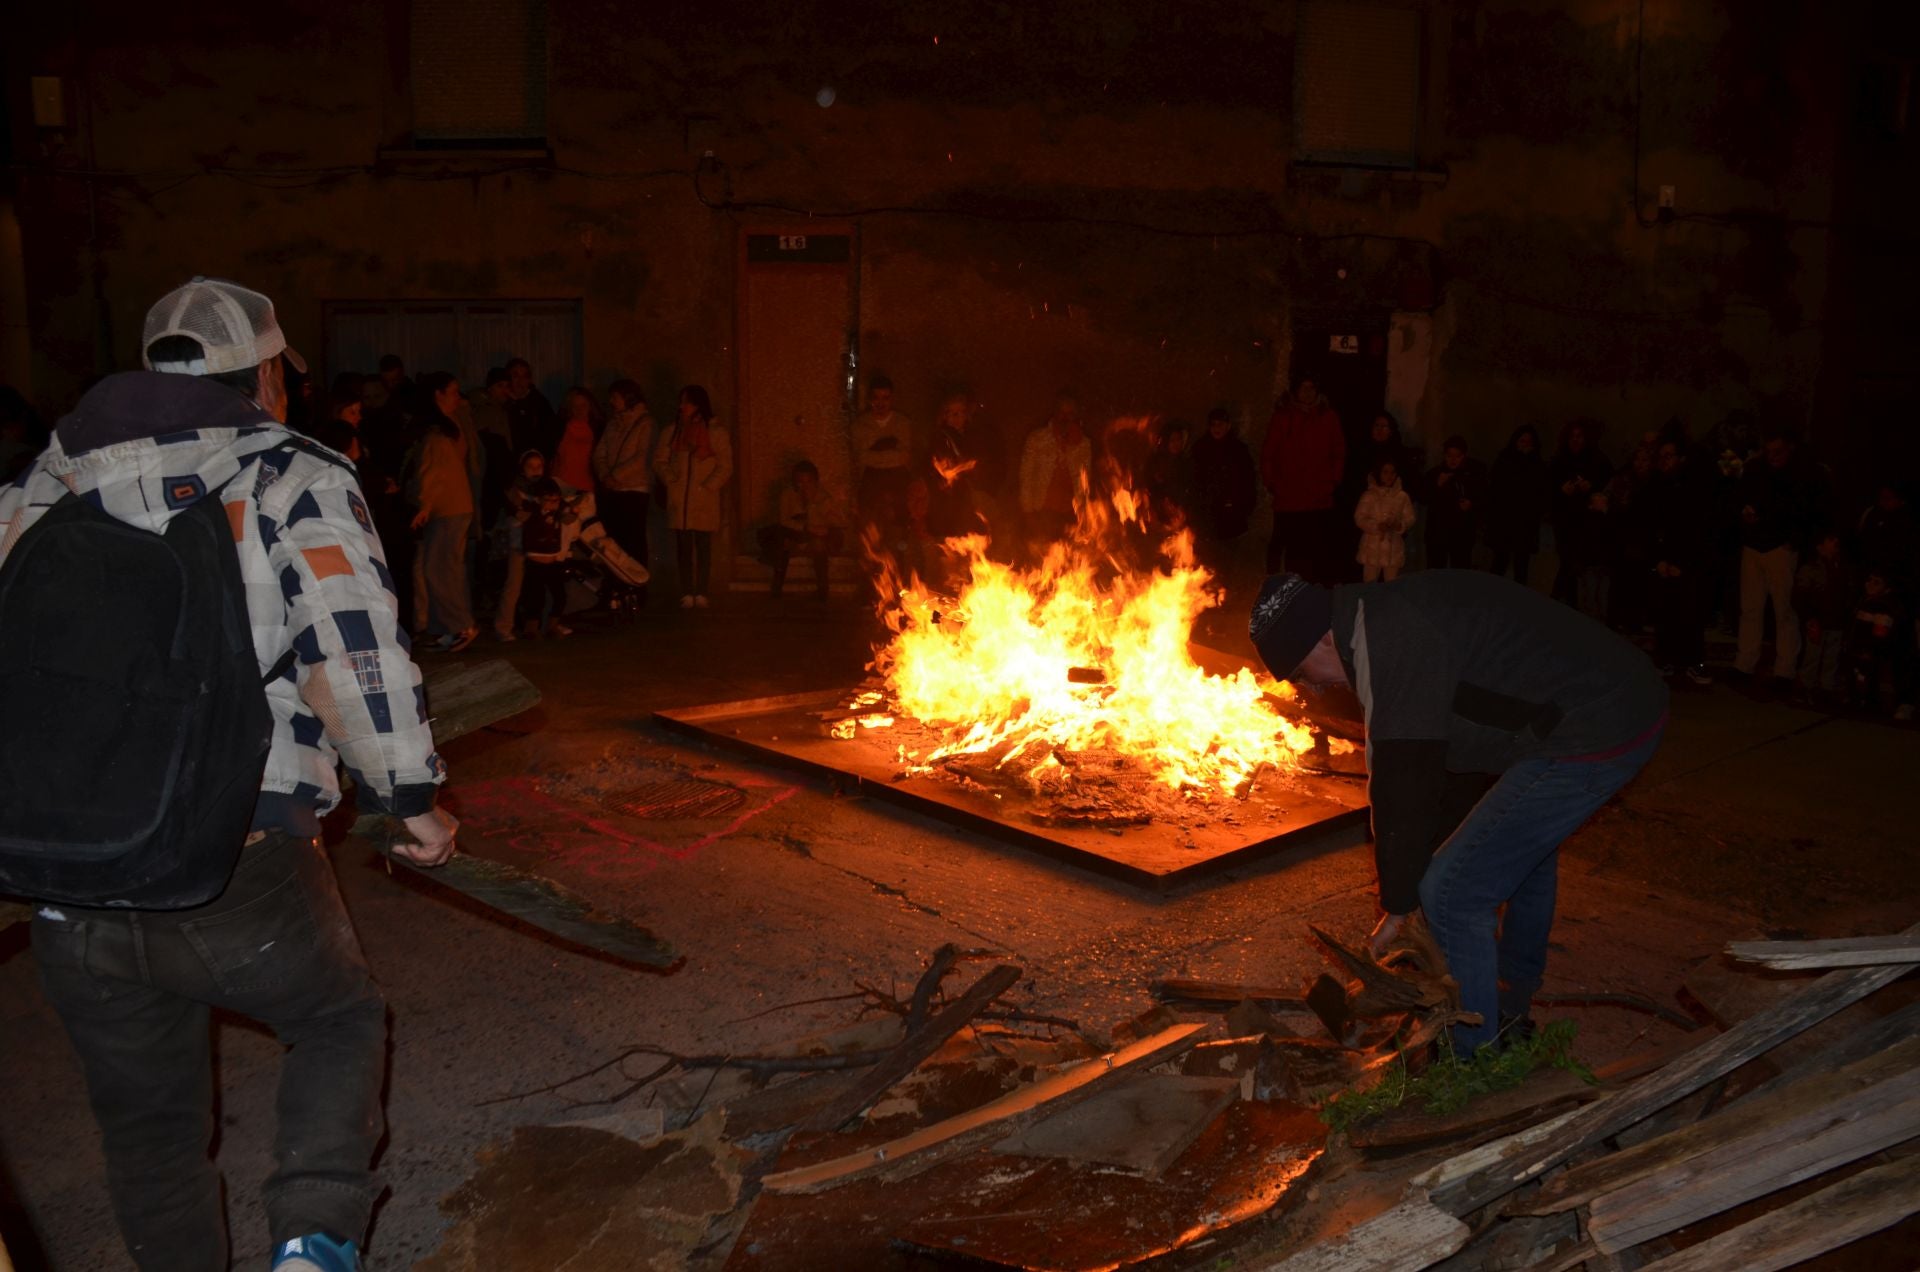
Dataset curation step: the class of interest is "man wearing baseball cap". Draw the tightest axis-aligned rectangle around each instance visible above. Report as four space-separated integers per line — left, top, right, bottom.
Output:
1250 569 1668 1053
0 278 454 1271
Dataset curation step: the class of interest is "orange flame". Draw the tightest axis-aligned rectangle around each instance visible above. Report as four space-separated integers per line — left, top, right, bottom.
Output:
868 419 1315 797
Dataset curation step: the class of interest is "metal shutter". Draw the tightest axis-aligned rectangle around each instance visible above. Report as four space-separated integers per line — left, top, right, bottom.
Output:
411 0 548 143
1294 2 1421 168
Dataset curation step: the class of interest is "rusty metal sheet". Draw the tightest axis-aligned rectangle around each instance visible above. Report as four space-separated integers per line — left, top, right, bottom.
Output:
652 688 1367 892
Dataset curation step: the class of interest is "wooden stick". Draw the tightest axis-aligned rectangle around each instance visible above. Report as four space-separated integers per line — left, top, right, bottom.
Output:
1518 1034 1920 1215
906 943 960 1031
1631 1150 1920 1272
1726 933 1920 971
802 963 1022 1133
759 1022 1207 1194
1430 923 1919 1217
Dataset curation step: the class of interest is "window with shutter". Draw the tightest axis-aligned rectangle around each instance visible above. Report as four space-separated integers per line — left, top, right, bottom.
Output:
410 0 548 147
1294 1 1423 169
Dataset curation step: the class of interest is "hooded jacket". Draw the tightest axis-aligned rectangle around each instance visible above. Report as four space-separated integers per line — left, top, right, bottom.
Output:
0 372 443 835
1331 570 1667 913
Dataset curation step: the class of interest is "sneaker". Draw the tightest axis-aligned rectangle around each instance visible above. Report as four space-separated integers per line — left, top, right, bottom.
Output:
445 627 479 654
271 1234 361 1272
693 594 710 608
547 621 574 638
493 628 517 643
680 594 696 609
1684 664 1713 687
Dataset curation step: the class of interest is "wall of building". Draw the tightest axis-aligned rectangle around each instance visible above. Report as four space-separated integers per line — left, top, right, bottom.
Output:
4 0 1851 539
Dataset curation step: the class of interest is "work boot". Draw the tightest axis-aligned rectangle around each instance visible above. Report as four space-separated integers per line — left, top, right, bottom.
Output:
271 1234 360 1272
1494 1014 1537 1053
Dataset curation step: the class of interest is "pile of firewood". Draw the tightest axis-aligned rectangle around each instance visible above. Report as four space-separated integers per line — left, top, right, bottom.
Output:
1241 924 1920 1272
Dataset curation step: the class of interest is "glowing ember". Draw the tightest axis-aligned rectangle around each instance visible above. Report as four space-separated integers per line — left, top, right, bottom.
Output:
868 425 1317 800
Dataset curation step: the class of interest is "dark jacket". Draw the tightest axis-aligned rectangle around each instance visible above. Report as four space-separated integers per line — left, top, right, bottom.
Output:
1189 429 1258 540
1331 571 1668 912
1737 456 1819 554
1485 430 1550 555
1648 466 1711 574
1549 442 1614 534
928 422 987 537
1794 555 1858 631
1422 457 1487 541
506 389 560 462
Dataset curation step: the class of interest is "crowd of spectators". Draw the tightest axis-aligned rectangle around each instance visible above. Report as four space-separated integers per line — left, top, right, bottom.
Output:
6 358 1913 719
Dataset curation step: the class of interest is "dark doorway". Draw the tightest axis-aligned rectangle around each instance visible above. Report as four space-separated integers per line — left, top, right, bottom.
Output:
1287 316 1390 440
1290 314 1391 583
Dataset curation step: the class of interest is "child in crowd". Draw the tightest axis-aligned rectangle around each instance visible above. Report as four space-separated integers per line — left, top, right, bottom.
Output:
517 477 579 638
1422 435 1485 570
1354 459 1416 582
1794 529 1856 706
759 459 847 599
1847 569 1914 719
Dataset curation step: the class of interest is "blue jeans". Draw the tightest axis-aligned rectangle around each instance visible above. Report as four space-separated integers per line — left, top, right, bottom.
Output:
1418 728 1663 1051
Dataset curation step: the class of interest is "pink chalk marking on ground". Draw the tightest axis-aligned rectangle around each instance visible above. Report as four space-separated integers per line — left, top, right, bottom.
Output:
440 776 801 882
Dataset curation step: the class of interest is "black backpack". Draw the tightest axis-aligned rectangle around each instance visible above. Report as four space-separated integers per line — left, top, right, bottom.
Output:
0 474 291 909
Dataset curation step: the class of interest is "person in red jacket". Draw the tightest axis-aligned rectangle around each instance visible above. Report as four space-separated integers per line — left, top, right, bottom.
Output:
1261 378 1347 583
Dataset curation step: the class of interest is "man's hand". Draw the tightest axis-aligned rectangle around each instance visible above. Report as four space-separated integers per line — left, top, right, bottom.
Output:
394 808 459 867
1367 911 1409 959
410 508 430 532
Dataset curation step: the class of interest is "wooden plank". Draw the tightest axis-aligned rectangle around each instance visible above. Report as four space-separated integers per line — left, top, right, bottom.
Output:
1255 1194 1470 1272
1521 1034 1920 1215
420 657 542 742
801 963 1022 1132
1731 997 1920 1108
1154 978 1312 1012
1727 933 1920 971
1430 927 1919 1217
1632 1150 1920 1272
759 1023 1207 1195
1586 1087 1920 1252
1352 1067 1602 1151
991 1073 1239 1177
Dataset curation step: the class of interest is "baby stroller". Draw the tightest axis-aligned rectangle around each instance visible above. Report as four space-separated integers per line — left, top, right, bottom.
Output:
562 492 650 618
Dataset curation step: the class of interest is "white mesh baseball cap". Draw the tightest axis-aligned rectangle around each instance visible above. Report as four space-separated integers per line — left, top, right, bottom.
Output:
141 276 307 376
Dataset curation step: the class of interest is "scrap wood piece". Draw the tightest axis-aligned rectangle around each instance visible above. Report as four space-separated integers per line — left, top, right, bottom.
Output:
1252 1192 1470 1272
1152 978 1312 1012
1429 927 1919 1217
990 1072 1239 1177
802 963 1022 1132
1309 925 1447 1015
1726 932 1920 971
1583 1082 1920 1253
1731 996 1920 1109
1351 1066 1603 1152
419 656 544 742
1631 1148 1920 1272
759 1022 1207 1195
906 943 962 1030
1520 1033 1920 1216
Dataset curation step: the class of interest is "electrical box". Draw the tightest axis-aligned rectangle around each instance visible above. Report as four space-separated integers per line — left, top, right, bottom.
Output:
31 77 66 129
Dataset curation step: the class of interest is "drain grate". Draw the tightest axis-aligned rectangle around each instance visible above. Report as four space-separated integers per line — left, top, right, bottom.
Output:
606 779 747 821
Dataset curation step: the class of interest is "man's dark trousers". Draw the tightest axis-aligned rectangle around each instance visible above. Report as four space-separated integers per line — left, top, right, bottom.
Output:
31 832 387 1271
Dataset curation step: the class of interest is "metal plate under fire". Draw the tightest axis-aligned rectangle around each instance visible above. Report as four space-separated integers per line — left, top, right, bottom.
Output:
652 674 1368 892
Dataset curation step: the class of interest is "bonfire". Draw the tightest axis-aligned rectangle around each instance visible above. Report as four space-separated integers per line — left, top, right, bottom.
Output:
848 421 1323 828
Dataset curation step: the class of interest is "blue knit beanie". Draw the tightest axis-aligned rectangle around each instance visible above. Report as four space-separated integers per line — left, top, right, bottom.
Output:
1249 573 1334 679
